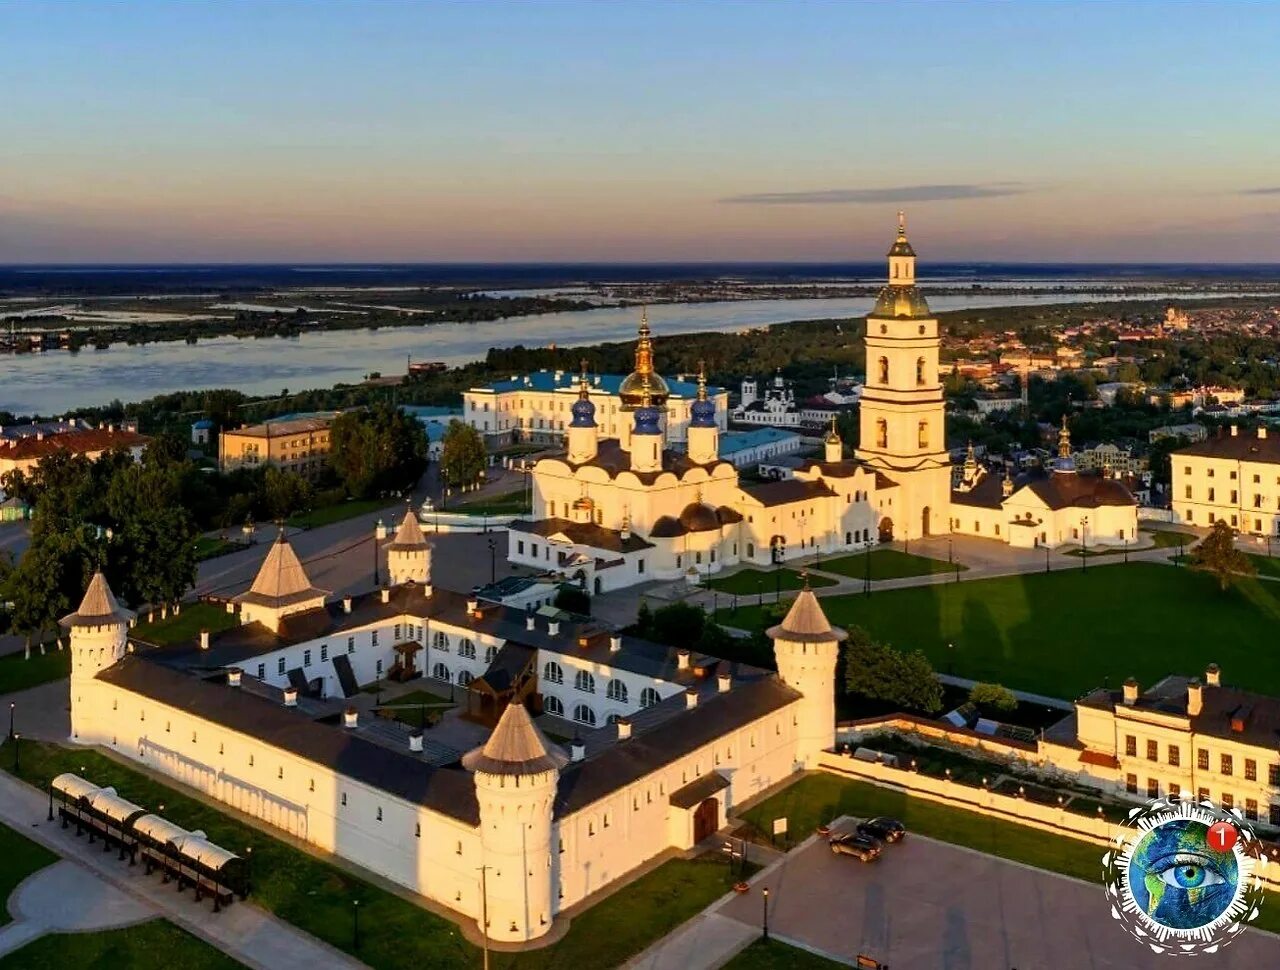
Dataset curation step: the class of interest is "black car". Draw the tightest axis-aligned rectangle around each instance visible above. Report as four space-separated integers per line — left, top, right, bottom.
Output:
856 817 906 844
829 833 882 862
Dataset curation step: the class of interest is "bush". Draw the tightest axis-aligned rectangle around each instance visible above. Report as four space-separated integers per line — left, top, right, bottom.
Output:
969 682 1018 713
554 585 590 615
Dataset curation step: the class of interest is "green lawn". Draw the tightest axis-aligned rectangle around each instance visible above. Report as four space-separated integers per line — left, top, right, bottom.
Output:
717 563 1280 700
450 490 532 516
723 939 845 970
0 919 245 969
1249 553 1280 580
817 548 965 581
0 648 71 696
193 536 248 561
0 740 747 970
287 497 397 530
707 567 837 595
377 688 456 728
1145 528 1196 549
0 820 57 927
132 602 239 646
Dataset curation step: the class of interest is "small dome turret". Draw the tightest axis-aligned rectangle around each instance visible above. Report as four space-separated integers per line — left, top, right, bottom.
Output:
689 360 716 428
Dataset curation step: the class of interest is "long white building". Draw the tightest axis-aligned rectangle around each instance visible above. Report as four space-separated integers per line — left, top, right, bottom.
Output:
65 510 845 944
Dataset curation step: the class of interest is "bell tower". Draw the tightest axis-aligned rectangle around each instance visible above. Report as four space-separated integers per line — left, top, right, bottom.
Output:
856 213 952 541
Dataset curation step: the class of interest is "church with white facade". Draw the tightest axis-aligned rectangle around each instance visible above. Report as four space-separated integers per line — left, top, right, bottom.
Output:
64 509 846 944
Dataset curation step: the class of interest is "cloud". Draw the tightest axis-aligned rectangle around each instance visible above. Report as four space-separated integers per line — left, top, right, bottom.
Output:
1240 187 1280 195
718 183 1029 205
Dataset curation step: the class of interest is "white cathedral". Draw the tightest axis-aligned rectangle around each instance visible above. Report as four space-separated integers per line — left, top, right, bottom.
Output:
64 509 846 944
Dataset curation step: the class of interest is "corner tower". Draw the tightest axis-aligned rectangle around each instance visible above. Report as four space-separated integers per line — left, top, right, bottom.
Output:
768 580 843 768
387 507 432 589
463 702 568 942
62 571 135 741
232 531 328 632
856 213 952 540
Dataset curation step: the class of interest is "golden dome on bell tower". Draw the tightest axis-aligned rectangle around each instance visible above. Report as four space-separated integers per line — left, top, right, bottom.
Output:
618 308 670 411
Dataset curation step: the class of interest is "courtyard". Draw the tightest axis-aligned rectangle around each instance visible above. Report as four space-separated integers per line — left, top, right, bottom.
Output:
718 562 1280 700
718 826 1280 969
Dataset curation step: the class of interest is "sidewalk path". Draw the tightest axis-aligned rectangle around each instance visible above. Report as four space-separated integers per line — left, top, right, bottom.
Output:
0 771 368 970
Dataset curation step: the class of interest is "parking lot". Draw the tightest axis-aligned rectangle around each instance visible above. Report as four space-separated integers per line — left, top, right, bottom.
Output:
717 825 1280 969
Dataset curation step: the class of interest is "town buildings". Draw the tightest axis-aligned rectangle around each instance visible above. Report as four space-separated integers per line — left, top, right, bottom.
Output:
1171 425 1280 537
462 365 729 449
0 421 149 502
218 414 336 480
65 513 844 943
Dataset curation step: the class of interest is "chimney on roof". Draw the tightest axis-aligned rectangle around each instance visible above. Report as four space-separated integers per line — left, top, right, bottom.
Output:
548 619 560 636
343 597 352 614
283 686 299 707
1206 663 1221 687
718 671 731 693
343 707 359 729
1231 424 1239 437
616 717 632 741
569 737 585 762
1260 427 1269 440
685 688 698 710
609 635 622 653
381 587 390 604
409 732 424 753
467 597 478 614
526 612 536 631
225 601 235 614
1187 679 1203 717
1122 677 1139 706
677 649 691 671
424 582 433 598
199 629 210 651
227 668 242 688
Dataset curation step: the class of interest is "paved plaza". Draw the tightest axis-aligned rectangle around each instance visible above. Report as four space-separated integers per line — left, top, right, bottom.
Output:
716 828 1280 969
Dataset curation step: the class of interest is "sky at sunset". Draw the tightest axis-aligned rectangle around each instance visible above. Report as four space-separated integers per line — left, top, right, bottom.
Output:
3 2 1279 264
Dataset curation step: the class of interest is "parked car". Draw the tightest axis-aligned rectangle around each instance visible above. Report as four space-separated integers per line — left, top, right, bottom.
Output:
856 817 906 844
829 833 882 862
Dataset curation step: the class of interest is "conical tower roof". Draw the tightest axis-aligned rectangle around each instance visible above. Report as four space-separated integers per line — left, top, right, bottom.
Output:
60 571 135 628
387 507 427 551
234 530 328 608
462 702 568 777
767 582 846 643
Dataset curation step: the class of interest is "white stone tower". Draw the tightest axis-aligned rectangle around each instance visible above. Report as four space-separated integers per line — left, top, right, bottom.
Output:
62 571 135 740
232 531 328 632
768 581 843 768
856 212 952 540
823 414 843 463
629 391 664 474
565 360 599 465
740 376 757 409
387 507 432 589
686 361 719 465
462 702 567 942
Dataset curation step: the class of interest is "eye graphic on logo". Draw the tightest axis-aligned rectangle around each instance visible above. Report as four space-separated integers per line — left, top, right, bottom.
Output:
1103 797 1267 955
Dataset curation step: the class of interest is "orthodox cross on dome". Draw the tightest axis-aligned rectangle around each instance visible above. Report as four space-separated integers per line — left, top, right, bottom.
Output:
697 359 708 401
897 209 906 237
825 413 841 443
1058 414 1072 459
579 358 590 398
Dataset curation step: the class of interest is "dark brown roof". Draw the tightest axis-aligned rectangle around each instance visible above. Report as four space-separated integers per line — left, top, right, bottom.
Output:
679 503 721 533
98 656 481 823
740 479 836 507
649 515 686 538
562 439 733 483
669 772 730 809
1178 429 1280 464
508 517 654 553
952 468 1135 511
1 427 150 461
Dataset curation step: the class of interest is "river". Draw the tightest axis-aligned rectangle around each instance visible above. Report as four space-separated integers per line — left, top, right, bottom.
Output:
0 289 1267 416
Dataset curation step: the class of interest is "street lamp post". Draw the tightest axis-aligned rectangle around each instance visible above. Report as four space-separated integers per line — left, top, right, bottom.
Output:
1080 516 1089 572
245 846 253 897
12 733 19 774
373 520 383 586
761 887 770 942
864 540 872 597
757 580 763 609
1123 537 1128 564
47 780 54 822
352 899 360 952
7 702 13 740
487 538 497 584
948 641 955 676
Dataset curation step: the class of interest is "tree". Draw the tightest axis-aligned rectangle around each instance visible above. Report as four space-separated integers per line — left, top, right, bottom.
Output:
554 585 590 615
844 627 943 714
1189 520 1254 591
440 420 486 491
262 466 313 521
330 404 429 499
969 682 1018 714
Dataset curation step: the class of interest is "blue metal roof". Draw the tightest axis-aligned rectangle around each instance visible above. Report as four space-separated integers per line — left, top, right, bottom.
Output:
718 427 801 457
400 405 462 443
472 370 721 398
191 419 214 429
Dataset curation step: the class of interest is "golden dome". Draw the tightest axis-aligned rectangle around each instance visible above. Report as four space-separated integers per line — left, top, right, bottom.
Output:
619 309 670 410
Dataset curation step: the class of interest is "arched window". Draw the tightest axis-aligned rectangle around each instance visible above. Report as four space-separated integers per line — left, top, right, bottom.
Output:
918 421 929 450
876 419 888 449
916 357 926 386
877 356 889 384
544 695 564 716
432 631 449 652
484 645 498 665
432 662 450 682
457 670 473 687
458 638 476 660
746 542 754 558
575 670 596 694
606 679 628 703
640 687 661 709
606 713 623 725
573 704 597 726
543 661 563 684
